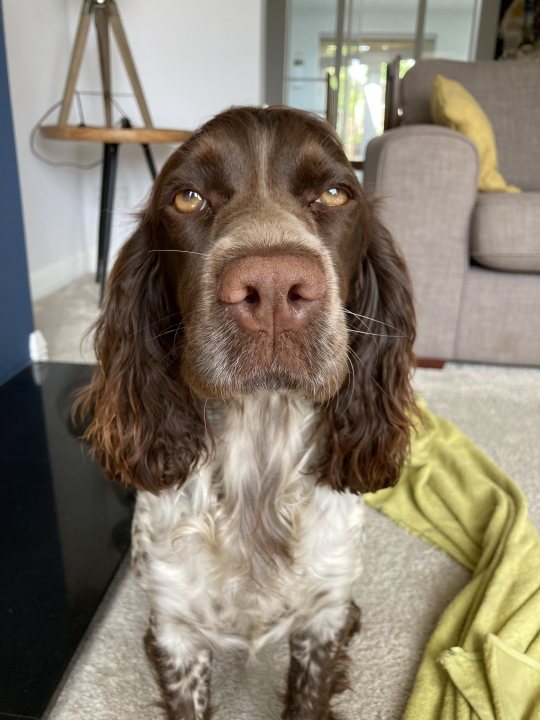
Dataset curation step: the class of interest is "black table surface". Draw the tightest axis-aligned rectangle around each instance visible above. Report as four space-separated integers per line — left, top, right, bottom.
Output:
0 363 133 719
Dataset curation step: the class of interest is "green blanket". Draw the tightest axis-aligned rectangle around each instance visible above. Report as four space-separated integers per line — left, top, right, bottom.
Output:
365 406 540 719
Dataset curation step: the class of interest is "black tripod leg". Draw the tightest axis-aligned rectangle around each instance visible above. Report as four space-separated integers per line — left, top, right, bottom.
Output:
142 143 157 179
97 142 119 305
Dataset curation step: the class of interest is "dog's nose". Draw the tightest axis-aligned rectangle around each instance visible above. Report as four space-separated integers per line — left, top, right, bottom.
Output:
218 255 325 335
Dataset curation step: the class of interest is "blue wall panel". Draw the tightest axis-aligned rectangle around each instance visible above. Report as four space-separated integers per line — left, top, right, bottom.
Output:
0 2 34 384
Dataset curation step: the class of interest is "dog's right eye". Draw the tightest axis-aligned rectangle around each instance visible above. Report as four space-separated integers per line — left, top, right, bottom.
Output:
315 187 349 207
173 190 207 214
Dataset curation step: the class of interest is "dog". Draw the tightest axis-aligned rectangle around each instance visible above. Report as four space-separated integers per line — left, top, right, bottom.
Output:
77 106 416 719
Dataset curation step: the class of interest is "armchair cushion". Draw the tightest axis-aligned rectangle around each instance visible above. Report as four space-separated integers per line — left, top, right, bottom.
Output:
401 60 540 190
430 75 519 193
471 193 540 273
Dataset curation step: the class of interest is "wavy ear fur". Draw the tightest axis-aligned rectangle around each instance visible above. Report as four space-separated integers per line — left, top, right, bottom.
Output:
74 217 207 492
319 202 417 493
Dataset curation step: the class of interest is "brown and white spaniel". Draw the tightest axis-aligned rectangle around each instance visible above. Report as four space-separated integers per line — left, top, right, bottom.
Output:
77 106 416 720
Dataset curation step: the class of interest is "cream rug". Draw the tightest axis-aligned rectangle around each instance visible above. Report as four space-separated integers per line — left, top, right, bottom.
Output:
37 278 540 720
33 274 99 364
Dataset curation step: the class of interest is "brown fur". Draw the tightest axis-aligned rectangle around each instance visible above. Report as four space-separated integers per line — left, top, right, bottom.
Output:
282 602 361 720
75 106 416 497
318 199 417 493
145 629 213 720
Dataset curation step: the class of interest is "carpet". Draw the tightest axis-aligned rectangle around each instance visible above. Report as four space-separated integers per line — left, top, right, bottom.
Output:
33 274 98 364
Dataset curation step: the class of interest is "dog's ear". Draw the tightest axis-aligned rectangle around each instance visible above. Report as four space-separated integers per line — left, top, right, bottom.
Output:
319 202 417 493
74 216 207 492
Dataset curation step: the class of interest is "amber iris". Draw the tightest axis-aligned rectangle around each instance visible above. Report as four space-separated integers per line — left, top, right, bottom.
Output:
316 188 349 207
174 190 206 213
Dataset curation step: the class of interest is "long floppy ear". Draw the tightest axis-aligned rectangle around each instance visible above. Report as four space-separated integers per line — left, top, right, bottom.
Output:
74 216 207 492
319 202 417 493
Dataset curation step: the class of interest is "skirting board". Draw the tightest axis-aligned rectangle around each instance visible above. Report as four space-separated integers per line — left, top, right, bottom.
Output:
30 249 94 302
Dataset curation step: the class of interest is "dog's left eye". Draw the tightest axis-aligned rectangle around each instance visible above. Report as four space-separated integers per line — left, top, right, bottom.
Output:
173 190 207 214
315 188 349 207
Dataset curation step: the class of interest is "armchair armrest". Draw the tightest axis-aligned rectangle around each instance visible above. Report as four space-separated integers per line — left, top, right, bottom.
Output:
364 125 478 360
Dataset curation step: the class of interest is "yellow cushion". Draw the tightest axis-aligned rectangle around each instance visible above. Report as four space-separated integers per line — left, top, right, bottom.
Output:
430 74 520 193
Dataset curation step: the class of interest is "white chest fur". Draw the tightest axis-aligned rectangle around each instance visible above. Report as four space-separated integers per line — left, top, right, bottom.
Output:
132 393 364 653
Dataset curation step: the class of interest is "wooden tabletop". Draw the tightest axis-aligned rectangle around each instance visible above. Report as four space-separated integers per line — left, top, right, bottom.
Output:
40 125 192 144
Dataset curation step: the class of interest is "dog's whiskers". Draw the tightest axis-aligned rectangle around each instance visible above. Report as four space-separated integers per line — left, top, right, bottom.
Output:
127 312 182 338
343 307 408 336
147 323 183 342
146 249 209 258
348 329 406 338
348 311 380 361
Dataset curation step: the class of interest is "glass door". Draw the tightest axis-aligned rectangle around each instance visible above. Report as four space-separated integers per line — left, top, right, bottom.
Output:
284 0 339 119
284 0 481 163
422 0 481 60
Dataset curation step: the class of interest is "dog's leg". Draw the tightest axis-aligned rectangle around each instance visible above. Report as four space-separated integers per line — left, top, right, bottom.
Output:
145 625 213 720
282 601 361 720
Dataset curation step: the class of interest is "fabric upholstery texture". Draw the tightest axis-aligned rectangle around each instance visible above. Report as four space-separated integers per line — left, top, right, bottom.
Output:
365 59 540 365
430 75 518 193
471 192 540 272
364 125 477 360
455 266 540 365
401 59 540 190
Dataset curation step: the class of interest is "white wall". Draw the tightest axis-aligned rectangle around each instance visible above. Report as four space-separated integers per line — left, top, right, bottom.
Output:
3 0 263 300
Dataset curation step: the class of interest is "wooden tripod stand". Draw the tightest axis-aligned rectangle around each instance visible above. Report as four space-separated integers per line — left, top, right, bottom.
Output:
40 0 190 302
58 0 152 128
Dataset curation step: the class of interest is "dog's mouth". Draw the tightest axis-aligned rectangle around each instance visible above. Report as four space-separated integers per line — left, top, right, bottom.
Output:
182 318 348 402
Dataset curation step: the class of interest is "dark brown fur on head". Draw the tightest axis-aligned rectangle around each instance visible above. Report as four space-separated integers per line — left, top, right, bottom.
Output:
75 106 417 495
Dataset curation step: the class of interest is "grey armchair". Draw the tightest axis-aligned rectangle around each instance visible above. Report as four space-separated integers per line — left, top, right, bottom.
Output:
364 59 540 366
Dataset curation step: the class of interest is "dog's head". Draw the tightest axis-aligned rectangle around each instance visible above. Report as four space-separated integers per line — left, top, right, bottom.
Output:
78 107 416 494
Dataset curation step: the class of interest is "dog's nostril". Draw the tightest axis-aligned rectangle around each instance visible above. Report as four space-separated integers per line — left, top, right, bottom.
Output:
243 287 259 304
288 285 304 303
287 282 322 304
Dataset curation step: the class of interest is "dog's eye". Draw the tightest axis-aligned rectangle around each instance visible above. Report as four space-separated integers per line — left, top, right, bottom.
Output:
316 188 349 207
173 190 207 214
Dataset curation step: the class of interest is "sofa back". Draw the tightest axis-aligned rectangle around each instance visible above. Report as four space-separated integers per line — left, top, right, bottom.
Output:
400 59 540 190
